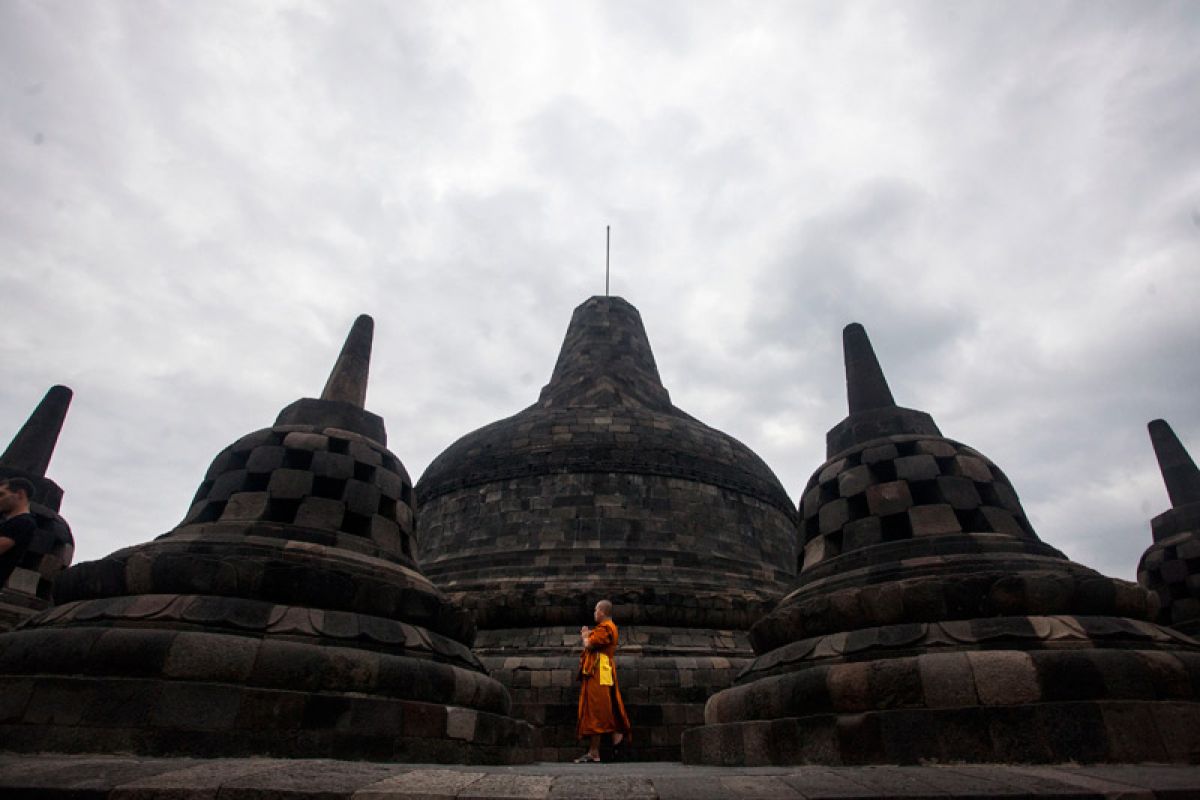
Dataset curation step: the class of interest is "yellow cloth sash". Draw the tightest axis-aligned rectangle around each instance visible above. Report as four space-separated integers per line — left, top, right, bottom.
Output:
598 653 614 686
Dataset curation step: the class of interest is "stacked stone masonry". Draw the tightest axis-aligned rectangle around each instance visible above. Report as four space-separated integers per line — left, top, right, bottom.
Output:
1138 419 1200 635
0 385 75 631
0 316 535 763
682 323 1200 766
416 297 798 761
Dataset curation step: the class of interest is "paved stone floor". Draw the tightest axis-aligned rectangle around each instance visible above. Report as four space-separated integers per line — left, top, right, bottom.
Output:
2 755 1200 799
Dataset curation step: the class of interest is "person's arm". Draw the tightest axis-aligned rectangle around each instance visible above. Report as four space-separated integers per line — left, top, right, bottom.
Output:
584 623 613 650
0 537 14 556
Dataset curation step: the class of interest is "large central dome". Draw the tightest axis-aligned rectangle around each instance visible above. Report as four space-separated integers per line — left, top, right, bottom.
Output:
414 296 798 761
416 296 796 628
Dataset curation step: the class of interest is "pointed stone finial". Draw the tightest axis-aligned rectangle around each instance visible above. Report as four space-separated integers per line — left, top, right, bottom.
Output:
0 385 72 477
538 296 672 411
843 323 896 414
1149 419 1200 508
320 314 373 408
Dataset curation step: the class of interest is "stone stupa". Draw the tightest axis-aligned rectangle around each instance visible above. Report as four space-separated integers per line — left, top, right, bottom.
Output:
415 296 798 760
0 317 534 763
0 385 75 630
682 323 1200 765
1138 419 1200 635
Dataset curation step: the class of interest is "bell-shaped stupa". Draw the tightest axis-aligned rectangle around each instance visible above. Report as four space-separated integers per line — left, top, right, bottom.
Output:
682 324 1200 766
0 317 534 763
1138 420 1200 635
0 386 75 630
416 296 798 760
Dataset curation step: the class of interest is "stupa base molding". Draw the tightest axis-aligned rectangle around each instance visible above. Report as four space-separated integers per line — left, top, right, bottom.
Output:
479 625 751 761
0 675 536 764
682 700 1200 766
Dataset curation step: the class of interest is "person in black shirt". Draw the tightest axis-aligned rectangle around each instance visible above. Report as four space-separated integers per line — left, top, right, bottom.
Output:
0 477 38 587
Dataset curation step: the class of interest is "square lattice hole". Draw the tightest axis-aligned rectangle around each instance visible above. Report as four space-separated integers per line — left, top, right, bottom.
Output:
265 499 300 524
284 449 314 469
243 473 270 492
341 510 372 536
880 513 911 542
313 476 347 500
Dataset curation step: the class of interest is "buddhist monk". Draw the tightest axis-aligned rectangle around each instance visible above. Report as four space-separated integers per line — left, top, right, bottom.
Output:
575 599 632 762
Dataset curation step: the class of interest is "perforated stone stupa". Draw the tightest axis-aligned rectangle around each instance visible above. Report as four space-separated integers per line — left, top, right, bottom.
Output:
1138 420 1200 635
415 296 798 760
682 324 1200 766
0 317 534 763
0 386 75 631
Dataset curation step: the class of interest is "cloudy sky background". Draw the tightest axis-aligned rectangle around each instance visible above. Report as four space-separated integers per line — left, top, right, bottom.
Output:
2 1 1197 579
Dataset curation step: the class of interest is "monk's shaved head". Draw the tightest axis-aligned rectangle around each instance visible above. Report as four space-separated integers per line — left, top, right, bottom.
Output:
595 600 613 617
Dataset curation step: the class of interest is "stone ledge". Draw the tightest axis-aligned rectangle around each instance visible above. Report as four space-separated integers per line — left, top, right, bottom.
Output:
2 754 1200 798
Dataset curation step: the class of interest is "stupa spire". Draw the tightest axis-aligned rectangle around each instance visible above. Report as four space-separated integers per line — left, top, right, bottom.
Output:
1149 419 1200 508
843 323 896 414
0 385 72 477
538 296 671 411
320 314 373 407
825 322 939 454
274 314 385 443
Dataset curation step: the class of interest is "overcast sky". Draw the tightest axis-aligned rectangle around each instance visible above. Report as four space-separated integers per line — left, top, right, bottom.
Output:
2 1 1197 581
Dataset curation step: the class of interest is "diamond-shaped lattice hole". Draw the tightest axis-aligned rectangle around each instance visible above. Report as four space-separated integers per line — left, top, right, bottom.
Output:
265 499 300 524
880 513 911 542
341 510 371 536
313 476 346 500
284 449 314 469
243 473 270 492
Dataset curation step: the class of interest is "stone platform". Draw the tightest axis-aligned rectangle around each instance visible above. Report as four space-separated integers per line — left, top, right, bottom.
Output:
3 754 1200 798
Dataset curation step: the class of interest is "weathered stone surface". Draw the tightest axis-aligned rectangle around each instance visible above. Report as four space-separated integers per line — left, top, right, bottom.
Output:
688 323 1200 766
0 386 76 631
415 297 798 760
1138 420 1200 635
0 317 534 763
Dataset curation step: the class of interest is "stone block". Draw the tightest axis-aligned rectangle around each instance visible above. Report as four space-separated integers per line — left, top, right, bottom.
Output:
866 481 912 516
837 465 872 498
344 480 382 516
312 450 355 480
282 432 329 451
208 469 248 501
221 492 269 521
827 661 871 712
842 517 882 551
915 439 958 457
954 455 992 481
818 499 850 535
980 506 1026 537
895 455 939 482
460 774 553 800
918 652 978 708
966 651 1039 705
357 769 487 799
246 446 287 472
294 496 345 529
802 536 827 568
801 486 822 518
908 505 961 537
267 468 314 499
862 443 899 464
150 682 243 731
936 476 981 509
162 632 259 684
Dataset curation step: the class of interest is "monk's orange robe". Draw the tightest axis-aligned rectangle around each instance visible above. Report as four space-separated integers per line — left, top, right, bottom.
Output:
577 619 632 739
